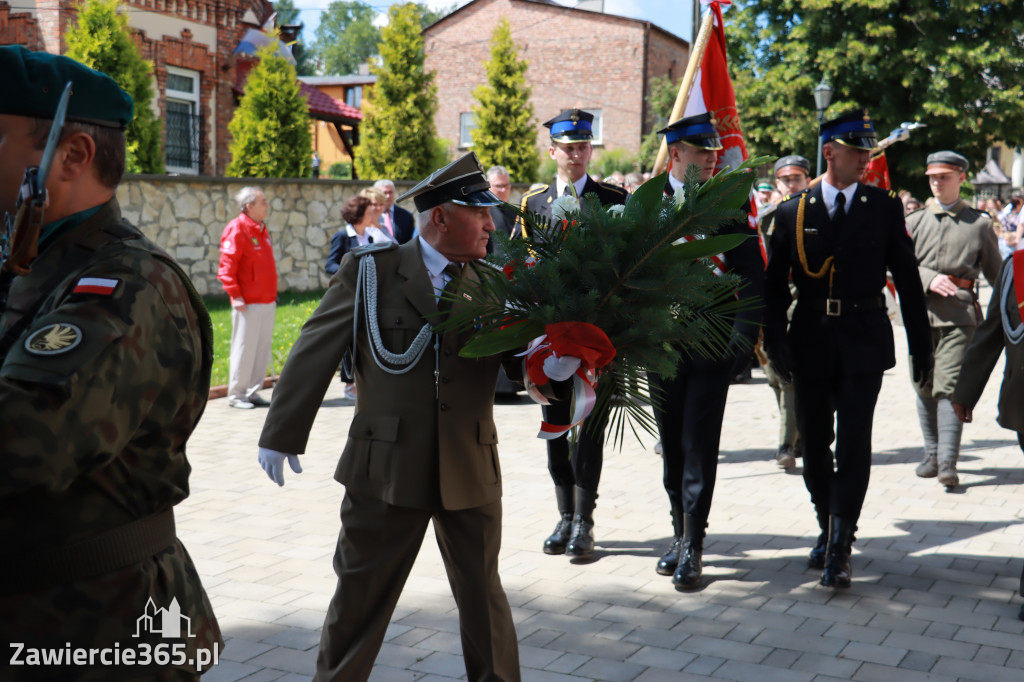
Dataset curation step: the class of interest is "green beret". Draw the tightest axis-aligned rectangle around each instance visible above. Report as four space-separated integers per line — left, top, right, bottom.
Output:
0 45 133 129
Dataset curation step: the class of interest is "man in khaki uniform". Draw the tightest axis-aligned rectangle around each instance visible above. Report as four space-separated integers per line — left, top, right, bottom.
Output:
908 151 1002 488
257 153 521 682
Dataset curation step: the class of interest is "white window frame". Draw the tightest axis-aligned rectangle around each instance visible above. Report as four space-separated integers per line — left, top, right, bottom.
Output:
459 112 476 148
165 66 201 175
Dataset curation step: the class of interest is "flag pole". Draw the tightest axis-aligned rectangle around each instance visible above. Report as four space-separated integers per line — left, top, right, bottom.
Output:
652 4 717 176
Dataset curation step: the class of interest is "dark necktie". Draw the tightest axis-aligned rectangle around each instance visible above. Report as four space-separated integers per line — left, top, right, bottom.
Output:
833 192 847 227
438 262 463 314
562 184 572 197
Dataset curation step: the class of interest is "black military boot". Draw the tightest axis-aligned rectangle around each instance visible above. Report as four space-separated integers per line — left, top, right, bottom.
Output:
808 509 829 569
543 485 575 555
656 500 685 576
820 516 855 589
672 514 705 589
566 487 597 561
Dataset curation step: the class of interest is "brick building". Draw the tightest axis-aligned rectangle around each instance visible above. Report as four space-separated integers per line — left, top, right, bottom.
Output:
0 0 279 176
423 0 690 165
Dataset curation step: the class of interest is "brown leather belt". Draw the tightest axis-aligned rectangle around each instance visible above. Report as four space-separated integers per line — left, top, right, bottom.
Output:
949 276 975 290
0 509 176 592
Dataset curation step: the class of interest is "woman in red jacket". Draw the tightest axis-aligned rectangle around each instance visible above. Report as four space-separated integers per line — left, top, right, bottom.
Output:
218 187 278 409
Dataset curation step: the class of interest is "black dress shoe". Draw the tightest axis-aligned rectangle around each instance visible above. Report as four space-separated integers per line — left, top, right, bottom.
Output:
821 517 854 589
565 513 595 561
543 513 573 555
656 538 682 576
672 540 702 589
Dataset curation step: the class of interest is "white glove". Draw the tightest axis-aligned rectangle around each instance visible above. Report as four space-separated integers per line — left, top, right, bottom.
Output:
258 447 303 486
543 353 581 382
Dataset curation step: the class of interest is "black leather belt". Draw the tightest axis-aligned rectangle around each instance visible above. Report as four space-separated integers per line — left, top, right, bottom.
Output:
808 294 886 317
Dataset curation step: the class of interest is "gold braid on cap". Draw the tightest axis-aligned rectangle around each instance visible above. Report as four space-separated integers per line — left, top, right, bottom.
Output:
795 193 833 279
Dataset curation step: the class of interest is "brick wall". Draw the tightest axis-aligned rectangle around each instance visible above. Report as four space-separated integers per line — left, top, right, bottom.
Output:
0 1 44 49
424 0 689 166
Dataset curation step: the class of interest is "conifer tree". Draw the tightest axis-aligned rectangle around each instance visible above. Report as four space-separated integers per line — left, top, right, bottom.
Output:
65 0 163 173
227 43 312 178
470 19 537 183
354 3 438 180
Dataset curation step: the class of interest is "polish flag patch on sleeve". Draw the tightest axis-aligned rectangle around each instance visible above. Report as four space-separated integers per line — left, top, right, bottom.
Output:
72 277 120 295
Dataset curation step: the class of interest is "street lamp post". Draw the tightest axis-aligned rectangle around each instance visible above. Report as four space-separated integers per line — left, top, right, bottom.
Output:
813 78 833 177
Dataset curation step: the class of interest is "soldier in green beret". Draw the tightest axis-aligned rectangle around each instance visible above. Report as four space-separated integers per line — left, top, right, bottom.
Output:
0 46 221 679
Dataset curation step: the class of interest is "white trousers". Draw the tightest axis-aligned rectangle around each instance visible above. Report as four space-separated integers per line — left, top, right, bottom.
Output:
228 302 276 401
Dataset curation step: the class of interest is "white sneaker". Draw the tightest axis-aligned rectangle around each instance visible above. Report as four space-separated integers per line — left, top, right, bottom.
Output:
228 397 255 410
344 385 357 400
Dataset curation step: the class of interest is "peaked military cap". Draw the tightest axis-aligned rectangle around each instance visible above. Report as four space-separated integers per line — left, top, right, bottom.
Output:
543 109 594 143
820 108 877 150
397 152 501 212
925 151 969 175
774 155 811 176
657 113 723 150
0 45 133 129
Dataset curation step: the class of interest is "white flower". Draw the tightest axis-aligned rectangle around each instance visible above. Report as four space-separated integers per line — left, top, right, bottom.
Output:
551 195 580 221
606 204 625 216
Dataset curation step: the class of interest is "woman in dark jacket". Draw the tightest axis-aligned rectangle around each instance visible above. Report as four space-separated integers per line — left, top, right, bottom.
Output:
324 191 390 275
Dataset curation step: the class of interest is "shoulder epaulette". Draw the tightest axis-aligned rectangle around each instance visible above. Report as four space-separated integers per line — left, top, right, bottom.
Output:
520 185 549 209
597 182 629 198
781 188 811 203
352 241 399 258
888 189 898 199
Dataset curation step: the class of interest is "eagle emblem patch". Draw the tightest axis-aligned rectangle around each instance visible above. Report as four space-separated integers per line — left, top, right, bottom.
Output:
24 323 83 355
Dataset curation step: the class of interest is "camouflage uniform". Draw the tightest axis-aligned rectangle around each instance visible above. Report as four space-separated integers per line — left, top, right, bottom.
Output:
0 200 221 680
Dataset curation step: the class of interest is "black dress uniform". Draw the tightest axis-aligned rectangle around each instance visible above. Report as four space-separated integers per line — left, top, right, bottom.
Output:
648 113 765 588
764 109 932 589
518 109 628 562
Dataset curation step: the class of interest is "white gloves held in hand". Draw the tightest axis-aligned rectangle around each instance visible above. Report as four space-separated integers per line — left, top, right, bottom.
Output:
543 353 582 382
258 447 303 486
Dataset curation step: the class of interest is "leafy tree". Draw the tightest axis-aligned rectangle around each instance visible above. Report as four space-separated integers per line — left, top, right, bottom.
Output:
726 0 1024 197
638 75 678 170
354 3 439 181
470 19 537 182
64 0 163 173
312 1 380 75
416 1 457 28
227 42 312 178
274 0 316 75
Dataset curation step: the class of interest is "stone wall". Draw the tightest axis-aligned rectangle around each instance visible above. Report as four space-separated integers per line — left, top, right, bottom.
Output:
115 175 527 296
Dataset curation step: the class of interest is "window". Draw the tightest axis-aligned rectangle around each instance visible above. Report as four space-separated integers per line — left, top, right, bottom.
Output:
165 66 201 174
583 108 603 145
459 112 476 148
345 86 362 108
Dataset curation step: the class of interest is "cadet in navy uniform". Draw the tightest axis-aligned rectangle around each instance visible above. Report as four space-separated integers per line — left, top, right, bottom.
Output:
518 109 628 561
648 113 765 588
764 109 933 589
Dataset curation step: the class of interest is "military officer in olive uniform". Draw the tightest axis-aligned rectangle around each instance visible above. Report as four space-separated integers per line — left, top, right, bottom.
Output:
764 109 932 589
649 113 765 588
0 47 221 679
760 155 812 469
951 252 1024 622
908 151 1002 488
517 109 628 562
258 153 521 682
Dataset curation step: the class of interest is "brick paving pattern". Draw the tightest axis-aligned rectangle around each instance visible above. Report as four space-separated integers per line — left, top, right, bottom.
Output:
185 309 1024 682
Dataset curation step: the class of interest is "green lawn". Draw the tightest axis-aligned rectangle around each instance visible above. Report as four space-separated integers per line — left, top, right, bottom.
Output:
204 291 326 387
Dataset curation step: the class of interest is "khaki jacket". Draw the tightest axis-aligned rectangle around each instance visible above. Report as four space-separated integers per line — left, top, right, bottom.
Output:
260 238 513 510
907 199 1002 327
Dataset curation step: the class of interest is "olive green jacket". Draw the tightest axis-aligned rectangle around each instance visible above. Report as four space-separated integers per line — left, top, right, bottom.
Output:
907 199 1002 327
260 238 516 511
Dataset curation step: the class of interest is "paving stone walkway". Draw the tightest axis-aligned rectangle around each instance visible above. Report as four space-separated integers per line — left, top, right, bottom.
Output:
184 314 1024 682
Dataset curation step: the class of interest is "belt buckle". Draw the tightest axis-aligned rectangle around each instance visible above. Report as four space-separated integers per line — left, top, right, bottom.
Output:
826 298 841 316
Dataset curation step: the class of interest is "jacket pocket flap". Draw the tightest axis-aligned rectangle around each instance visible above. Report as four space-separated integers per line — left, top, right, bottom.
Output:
349 413 400 442
478 419 499 445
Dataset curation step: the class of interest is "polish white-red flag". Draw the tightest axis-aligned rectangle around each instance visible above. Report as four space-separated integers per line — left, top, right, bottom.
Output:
683 0 763 256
